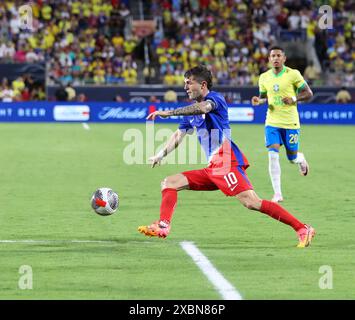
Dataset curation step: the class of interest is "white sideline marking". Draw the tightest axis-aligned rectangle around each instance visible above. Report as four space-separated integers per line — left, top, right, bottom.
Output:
82 123 90 130
0 239 116 244
180 241 242 300
0 239 153 245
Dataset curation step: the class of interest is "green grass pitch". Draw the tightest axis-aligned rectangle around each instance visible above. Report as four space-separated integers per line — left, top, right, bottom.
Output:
0 123 354 299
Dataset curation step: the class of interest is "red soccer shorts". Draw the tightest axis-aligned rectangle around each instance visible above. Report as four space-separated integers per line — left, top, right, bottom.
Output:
182 165 254 196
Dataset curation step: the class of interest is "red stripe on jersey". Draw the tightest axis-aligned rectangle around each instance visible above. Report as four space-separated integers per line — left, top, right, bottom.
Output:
149 105 157 114
209 140 249 169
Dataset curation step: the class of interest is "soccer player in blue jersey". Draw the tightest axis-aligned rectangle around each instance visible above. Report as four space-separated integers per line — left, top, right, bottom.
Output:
251 46 313 203
138 65 315 248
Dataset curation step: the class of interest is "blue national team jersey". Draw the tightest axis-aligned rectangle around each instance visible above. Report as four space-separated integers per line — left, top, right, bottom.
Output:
178 91 249 167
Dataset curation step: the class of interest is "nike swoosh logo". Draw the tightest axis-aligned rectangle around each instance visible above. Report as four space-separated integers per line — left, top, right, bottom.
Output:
230 185 238 191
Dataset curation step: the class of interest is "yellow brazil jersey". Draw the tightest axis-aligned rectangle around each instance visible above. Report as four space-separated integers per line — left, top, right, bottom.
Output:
259 65 307 129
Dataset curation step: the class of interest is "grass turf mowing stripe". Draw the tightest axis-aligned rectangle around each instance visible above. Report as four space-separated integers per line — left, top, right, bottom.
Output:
0 239 154 245
180 241 242 300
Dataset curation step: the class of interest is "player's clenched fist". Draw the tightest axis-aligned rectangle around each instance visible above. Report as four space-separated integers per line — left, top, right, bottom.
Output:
251 96 260 106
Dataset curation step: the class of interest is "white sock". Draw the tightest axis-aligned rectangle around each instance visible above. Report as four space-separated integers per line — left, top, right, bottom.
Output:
291 152 305 164
268 151 282 196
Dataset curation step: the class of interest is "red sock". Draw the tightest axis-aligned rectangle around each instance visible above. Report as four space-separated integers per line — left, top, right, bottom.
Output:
159 188 177 223
260 200 304 231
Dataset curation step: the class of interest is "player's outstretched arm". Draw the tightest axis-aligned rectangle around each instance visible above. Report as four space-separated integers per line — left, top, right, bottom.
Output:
146 110 170 120
149 129 187 168
146 101 214 121
167 100 214 116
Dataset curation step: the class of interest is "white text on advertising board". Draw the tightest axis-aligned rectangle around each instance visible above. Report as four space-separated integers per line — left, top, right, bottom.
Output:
228 107 254 122
98 107 146 120
53 105 90 121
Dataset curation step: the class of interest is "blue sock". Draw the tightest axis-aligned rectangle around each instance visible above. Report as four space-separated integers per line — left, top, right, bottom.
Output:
287 153 297 161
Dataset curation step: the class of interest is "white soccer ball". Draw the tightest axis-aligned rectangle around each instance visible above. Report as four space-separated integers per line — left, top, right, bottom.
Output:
91 187 119 216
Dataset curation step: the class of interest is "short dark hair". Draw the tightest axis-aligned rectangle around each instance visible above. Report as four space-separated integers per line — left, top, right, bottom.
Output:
184 65 213 90
268 46 285 55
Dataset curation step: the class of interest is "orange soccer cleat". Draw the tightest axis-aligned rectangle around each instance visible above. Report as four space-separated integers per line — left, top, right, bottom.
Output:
138 220 171 238
297 224 316 248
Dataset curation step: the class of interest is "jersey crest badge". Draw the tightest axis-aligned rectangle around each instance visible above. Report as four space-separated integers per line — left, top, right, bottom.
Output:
273 84 280 92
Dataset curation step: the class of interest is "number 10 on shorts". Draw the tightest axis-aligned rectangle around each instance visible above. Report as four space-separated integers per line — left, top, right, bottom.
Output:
224 172 238 189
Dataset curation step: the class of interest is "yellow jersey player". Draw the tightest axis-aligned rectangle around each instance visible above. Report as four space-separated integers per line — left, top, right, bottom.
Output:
251 46 313 203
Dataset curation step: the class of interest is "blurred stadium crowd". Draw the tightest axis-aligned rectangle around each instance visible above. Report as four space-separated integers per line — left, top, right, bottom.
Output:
154 0 354 87
0 0 353 101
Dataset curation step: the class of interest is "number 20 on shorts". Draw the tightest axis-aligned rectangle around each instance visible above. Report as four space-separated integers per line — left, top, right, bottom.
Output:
289 133 299 144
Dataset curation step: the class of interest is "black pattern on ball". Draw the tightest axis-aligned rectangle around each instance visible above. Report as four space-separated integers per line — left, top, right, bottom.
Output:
107 189 119 211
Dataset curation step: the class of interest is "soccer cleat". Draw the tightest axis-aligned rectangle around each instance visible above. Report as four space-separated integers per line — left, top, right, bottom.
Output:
138 220 171 238
296 225 316 248
298 153 309 176
271 193 284 203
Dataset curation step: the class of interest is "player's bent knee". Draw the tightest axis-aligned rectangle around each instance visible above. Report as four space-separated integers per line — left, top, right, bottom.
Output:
237 191 261 211
245 201 261 211
238 195 254 210
243 201 254 210
161 174 186 191
161 177 175 190
161 178 168 190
